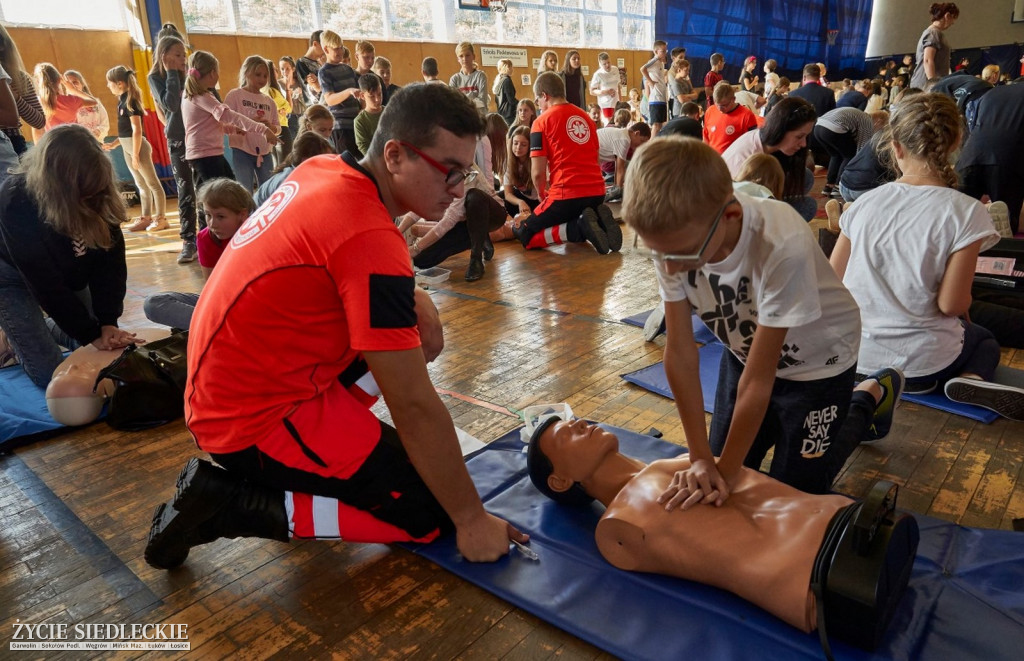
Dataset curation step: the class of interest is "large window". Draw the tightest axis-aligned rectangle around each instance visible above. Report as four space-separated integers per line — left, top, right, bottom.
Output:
182 0 653 49
0 0 127 30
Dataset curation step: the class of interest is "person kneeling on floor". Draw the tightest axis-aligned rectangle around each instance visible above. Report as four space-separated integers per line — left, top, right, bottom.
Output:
144 83 526 569
510 72 620 254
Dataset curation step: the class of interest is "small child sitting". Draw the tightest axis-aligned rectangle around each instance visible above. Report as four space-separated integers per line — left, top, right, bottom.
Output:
143 179 256 330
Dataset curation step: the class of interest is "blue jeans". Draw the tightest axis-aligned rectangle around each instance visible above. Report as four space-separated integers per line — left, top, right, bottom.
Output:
143 292 200 330
231 149 273 194
0 258 84 388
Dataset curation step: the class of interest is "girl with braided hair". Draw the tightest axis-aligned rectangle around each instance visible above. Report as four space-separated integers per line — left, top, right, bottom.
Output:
830 93 1024 420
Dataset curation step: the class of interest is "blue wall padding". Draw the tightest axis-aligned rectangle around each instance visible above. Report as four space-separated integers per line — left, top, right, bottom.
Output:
406 426 1024 660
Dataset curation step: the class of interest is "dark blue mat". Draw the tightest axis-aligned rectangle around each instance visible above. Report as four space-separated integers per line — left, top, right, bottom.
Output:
406 426 1024 660
0 365 62 449
621 310 719 345
621 343 725 413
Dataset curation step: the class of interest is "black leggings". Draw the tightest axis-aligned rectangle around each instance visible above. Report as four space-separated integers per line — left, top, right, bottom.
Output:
414 189 507 268
189 154 236 196
518 195 605 246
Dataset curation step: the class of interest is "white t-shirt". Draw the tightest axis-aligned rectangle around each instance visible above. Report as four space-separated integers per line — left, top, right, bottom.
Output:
721 130 766 177
656 193 861 381
642 57 668 103
840 183 1000 377
764 71 780 98
734 90 760 115
590 67 620 109
597 127 630 164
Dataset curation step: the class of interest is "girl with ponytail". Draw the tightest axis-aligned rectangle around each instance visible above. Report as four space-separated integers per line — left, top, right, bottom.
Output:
180 51 277 195
831 93 1021 419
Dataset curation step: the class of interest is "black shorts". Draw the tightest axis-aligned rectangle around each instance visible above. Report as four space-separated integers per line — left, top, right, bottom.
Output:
649 102 668 124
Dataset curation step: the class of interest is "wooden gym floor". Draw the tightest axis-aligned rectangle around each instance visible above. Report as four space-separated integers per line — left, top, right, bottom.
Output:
2 187 1023 659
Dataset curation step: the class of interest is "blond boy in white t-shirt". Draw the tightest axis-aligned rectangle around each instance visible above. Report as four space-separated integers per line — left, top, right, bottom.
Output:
622 137 904 508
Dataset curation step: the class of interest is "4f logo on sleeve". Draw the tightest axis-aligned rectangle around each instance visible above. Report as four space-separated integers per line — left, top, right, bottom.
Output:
565 115 591 144
231 181 299 249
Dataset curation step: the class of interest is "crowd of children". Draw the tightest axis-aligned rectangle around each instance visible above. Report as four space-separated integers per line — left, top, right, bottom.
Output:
2 7 1023 514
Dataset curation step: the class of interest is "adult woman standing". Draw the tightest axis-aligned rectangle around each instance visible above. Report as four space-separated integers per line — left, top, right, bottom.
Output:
0 125 135 389
911 3 959 91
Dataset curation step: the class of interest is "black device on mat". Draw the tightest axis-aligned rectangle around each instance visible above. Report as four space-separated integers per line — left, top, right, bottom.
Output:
810 480 920 659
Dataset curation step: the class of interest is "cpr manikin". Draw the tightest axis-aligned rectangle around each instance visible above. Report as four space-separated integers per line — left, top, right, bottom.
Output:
45 328 168 425
528 416 885 633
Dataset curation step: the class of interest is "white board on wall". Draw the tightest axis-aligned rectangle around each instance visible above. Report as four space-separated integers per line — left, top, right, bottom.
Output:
867 0 1024 58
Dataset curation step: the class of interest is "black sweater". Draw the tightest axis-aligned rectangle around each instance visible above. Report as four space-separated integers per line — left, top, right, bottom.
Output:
0 175 127 346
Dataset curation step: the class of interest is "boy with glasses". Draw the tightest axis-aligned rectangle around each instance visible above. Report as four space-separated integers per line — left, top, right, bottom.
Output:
622 137 903 504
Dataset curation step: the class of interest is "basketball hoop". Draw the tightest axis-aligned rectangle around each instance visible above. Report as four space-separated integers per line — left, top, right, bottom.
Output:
826 29 839 46
490 0 507 12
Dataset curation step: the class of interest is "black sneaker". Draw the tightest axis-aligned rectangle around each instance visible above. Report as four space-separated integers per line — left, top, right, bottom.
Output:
864 367 905 443
944 378 1024 421
177 241 197 264
596 204 622 252
578 208 610 254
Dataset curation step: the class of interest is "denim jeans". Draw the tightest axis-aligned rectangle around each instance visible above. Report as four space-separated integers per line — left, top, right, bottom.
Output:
231 149 274 194
143 292 200 331
0 258 85 388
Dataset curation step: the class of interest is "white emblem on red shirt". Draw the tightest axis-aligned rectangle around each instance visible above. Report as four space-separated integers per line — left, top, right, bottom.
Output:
232 181 299 248
566 115 591 145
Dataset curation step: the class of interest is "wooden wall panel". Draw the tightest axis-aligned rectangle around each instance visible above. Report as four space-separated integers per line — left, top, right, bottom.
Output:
10 25 650 141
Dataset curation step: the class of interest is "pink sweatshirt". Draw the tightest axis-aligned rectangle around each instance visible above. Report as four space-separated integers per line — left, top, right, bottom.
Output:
181 91 270 161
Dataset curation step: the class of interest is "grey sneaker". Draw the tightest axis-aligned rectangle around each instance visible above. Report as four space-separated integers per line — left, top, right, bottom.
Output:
944 377 1024 421
578 208 610 254
643 301 667 342
177 241 197 264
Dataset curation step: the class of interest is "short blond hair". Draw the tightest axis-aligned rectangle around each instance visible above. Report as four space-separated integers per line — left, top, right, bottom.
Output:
319 30 342 49
456 41 475 57
712 80 735 104
623 137 733 236
497 59 513 75
981 64 1000 82
355 40 374 55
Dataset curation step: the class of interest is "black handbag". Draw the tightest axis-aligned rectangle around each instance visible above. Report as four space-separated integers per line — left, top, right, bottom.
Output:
94 331 188 431
811 481 920 659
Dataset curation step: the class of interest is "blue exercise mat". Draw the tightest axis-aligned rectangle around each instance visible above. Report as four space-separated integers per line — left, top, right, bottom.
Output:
406 426 1024 660
621 310 719 345
0 365 63 449
621 343 725 413
621 341 1008 424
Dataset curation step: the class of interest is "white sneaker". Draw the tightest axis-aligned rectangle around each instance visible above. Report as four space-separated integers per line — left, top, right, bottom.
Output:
987 201 1011 239
643 301 667 342
944 377 1024 421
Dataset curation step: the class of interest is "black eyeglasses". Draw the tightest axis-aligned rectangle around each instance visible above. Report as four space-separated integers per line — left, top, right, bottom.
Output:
634 198 736 270
399 141 477 186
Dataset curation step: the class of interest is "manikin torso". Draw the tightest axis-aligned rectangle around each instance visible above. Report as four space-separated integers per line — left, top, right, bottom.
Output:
595 457 851 631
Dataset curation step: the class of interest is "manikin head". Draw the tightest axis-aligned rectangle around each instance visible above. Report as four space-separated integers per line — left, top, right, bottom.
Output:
46 362 109 426
527 417 623 506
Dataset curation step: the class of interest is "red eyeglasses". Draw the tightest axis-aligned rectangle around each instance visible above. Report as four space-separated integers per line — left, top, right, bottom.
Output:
399 141 477 186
